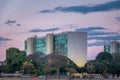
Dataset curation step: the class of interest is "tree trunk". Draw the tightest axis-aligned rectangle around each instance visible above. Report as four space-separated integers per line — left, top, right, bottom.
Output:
46 74 47 80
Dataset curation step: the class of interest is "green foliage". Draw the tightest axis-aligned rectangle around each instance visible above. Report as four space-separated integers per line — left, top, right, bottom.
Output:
109 55 120 77
96 52 113 62
67 60 81 73
27 52 45 70
31 68 42 75
6 47 26 73
22 61 34 74
84 51 120 78
84 60 108 75
84 61 95 74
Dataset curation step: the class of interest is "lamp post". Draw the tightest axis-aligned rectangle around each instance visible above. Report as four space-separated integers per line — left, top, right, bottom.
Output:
67 60 70 77
29 59 32 77
15 53 18 73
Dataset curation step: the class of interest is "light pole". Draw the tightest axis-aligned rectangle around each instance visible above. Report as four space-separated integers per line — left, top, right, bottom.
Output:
67 60 70 77
29 59 32 77
15 53 18 73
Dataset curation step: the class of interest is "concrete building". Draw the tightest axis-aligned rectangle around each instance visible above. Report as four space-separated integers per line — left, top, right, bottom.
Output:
25 32 87 67
104 41 120 56
25 36 36 55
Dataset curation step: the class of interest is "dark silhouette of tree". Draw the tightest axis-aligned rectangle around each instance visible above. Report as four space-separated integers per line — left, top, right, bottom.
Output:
84 61 95 76
27 52 45 69
96 52 113 62
110 55 120 78
26 52 45 75
44 53 68 78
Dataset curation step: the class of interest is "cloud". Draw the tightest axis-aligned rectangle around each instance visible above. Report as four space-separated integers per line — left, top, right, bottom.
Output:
76 27 105 32
0 37 11 46
88 35 120 41
4 19 22 27
88 31 117 36
75 26 119 46
115 17 120 21
29 28 59 33
75 27 117 36
0 37 11 41
16 24 21 26
40 0 120 14
40 10 55 13
4 19 16 25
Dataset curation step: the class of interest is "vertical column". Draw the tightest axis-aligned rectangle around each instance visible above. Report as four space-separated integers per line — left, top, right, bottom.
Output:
46 34 54 54
26 37 35 55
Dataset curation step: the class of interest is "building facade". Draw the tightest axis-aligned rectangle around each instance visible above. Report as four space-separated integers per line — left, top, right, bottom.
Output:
104 41 120 56
25 32 87 67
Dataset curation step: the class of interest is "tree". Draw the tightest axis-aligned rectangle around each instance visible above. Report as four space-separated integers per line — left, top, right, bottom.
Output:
84 61 95 75
96 52 113 62
22 61 34 74
0 61 8 73
27 52 45 75
6 47 26 73
44 54 68 77
84 60 108 78
109 55 120 78
68 68 76 77
27 52 45 70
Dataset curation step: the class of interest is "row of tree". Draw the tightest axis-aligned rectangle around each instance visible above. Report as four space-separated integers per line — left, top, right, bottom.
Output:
85 52 120 78
1 47 120 78
1 48 80 76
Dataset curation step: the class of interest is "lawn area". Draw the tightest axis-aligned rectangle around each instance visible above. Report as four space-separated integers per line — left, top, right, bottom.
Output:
0 78 119 80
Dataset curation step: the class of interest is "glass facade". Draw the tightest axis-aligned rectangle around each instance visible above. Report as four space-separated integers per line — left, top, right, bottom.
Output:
104 44 110 53
25 33 68 56
53 33 68 56
35 37 46 54
118 42 120 53
104 42 120 53
24 40 27 53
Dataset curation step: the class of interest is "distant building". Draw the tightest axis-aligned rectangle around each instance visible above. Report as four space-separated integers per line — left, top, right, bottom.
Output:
104 41 120 57
25 32 87 67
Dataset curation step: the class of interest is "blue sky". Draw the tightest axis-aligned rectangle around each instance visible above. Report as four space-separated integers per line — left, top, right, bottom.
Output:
0 0 120 61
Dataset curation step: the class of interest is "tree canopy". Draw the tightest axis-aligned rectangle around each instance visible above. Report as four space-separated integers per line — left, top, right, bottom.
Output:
96 52 113 62
6 47 26 73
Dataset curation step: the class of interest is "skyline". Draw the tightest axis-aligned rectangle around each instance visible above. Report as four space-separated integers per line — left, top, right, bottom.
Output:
0 0 120 61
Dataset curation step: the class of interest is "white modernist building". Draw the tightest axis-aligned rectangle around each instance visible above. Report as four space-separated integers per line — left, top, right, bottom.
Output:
25 32 87 67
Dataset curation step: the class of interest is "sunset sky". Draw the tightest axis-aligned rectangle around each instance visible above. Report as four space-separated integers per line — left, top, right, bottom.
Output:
0 0 120 61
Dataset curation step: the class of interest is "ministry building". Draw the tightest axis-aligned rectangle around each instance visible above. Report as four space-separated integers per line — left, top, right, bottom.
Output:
25 32 87 67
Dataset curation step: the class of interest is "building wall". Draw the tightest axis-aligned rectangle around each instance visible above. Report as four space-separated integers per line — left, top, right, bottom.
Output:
35 37 46 54
110 42 119 53
104 41 120 56
46 34 54 54
53 33 68 56
25 32 87 67
26 37 35 55
68 32 87 67
25 40 27 53
104 44 110 53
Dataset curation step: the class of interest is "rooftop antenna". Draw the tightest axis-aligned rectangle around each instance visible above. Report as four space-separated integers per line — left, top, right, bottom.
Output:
117 31 120 42
52 25 55 34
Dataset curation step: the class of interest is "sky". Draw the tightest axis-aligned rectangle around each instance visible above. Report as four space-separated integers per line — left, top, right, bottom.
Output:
0 0 120 61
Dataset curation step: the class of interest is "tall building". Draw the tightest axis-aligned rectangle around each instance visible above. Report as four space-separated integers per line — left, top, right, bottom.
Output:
25 32 87 67
25 36 36 55
104 41 120 56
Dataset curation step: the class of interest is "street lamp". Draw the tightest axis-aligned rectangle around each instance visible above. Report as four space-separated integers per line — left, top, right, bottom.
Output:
29 59 32 77
67 60 70 77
